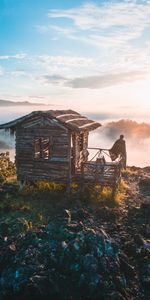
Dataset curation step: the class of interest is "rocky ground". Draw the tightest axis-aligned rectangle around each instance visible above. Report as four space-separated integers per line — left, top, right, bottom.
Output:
0 167 149 300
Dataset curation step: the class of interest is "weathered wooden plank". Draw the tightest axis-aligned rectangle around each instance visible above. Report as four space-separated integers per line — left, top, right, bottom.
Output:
16 163 33 167
17 169 68 177
18 176 68 183
17 170 68 177
49 157 69 162
17 168 69 175
18 162 68 169
52 152 68 157
17 127 67 133
16 146 33 150
52 136 69 143
16 146 32 150
16 130 68 138
52 145 68 151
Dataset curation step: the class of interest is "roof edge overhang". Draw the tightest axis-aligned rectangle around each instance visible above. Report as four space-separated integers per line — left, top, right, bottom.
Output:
0 110 102 132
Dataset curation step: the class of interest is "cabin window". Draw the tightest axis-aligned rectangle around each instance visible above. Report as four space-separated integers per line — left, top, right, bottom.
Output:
34 137 50 159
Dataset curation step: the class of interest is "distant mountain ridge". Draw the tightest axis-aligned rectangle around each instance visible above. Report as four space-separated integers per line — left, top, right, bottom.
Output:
0 99 44 106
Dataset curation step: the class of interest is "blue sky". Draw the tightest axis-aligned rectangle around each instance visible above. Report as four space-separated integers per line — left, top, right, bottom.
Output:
0 0 150 119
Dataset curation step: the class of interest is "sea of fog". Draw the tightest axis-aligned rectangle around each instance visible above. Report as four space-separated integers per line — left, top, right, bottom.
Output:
0 106 149 167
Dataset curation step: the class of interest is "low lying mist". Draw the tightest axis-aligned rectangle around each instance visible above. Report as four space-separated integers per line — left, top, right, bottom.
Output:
0 106 149 167
0 140 11 150
89 119 150 167
0 130 15 160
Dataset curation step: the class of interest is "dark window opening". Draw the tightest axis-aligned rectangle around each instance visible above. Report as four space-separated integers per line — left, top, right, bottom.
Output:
34 137 50 159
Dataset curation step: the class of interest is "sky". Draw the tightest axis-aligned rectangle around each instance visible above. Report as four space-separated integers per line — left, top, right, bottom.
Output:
0 0 150 119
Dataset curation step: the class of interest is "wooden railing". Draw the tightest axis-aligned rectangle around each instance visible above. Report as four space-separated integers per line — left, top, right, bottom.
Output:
81 160 121 186
79 147 122 187
73 147 122 190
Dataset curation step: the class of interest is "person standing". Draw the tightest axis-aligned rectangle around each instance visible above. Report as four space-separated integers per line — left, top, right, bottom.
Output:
109 135 127 168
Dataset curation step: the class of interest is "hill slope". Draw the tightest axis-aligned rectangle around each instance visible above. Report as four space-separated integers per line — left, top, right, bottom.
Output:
0 164 149 300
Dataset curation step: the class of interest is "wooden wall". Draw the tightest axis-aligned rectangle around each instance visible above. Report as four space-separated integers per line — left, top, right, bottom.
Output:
15 117 70 183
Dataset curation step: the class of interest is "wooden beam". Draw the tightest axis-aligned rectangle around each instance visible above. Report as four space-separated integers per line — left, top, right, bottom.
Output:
65 117 86 123
56 113 79 119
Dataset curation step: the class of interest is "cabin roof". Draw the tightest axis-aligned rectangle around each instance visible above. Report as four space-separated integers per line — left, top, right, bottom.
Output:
0 109 101 132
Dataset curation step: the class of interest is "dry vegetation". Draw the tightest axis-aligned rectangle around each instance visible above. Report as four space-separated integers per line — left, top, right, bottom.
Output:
0 152 16 183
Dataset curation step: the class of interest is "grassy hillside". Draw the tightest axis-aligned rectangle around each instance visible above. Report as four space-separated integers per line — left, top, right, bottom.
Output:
0 154 149 300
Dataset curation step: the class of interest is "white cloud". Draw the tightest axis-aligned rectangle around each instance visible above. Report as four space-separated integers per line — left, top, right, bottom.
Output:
48 1 150 48
35 1 150 79
38 74 67 86
67 70 146 89
50 25 76 35
37 55 95 67
10 70 26 77
37 24 76 35
37 70 146 89
0 53 27 60
35 46 150 79
35 55 98 77
48 1 150 31
0 66 5 76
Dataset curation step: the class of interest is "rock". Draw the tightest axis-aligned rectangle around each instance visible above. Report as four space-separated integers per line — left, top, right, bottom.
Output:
139 178 150 197
83 254 98 272
0 222 9 236
143 166 150 173
0 167 149 300
123 241 136 256
108 291 126 300
0 219 130 300
140 201 150 210
134 234 145 246
64 209 71 223
142 277 150 289
119 255 135 277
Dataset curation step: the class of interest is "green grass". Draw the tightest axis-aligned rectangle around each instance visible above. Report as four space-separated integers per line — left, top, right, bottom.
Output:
76 178 128 206
0 181 70 236
0 154 130 242
0 177 130 240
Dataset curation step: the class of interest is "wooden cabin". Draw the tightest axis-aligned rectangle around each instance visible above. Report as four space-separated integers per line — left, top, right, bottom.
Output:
0 110 99 182
0 110 121 190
